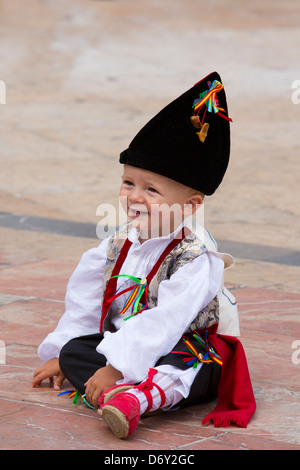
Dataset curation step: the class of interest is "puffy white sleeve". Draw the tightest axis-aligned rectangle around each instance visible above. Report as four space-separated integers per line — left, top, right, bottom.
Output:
37 237 110 361
97 252 224 383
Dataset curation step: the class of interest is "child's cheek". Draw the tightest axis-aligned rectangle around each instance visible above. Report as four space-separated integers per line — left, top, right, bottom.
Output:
119 194 129 214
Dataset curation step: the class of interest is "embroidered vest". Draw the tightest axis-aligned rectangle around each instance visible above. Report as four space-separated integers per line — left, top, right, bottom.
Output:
100 224 219 333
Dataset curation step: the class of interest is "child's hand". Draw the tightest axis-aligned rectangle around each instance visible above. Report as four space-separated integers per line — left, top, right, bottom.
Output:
32 357 65 390
85 364 123 409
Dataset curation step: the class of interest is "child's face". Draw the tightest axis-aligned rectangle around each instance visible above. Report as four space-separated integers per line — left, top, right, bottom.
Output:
119 164 203 241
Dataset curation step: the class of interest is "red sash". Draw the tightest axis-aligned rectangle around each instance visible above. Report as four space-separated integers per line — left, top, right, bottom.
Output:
201 324 256 428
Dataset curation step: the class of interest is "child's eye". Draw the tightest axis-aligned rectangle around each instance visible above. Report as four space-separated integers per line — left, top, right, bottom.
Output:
148 187 159 194
123 180 134 186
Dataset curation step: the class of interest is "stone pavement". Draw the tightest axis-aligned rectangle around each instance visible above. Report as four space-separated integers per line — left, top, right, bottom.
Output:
0 0 300 451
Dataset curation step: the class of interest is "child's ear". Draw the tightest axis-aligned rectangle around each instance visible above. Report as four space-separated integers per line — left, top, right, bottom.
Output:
185 194 204 215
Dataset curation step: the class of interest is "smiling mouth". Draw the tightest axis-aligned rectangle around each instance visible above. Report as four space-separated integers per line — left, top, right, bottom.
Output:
128 206 149 219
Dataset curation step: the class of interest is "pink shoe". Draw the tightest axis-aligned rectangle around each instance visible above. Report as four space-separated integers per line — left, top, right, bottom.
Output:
98 369 166 438
98 384 133 408
99 392 140 439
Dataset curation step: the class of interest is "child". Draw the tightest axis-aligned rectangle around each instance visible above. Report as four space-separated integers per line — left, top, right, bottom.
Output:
32 72 256 439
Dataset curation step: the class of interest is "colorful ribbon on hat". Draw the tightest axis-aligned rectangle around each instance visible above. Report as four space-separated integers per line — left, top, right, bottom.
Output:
192 80 232 122
108 274 148 320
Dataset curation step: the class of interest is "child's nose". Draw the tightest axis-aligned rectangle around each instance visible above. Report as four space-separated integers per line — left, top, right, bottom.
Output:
130 187 145 203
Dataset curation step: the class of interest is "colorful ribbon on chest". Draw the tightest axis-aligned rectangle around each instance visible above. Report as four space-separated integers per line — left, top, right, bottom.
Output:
107 274 148 320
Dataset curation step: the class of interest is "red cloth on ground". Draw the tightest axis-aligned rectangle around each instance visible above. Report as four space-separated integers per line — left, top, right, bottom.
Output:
202 324 256 428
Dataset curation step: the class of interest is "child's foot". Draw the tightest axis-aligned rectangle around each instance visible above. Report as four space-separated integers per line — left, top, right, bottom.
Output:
99 392 140 439
98 369 166 438
98 383 133 409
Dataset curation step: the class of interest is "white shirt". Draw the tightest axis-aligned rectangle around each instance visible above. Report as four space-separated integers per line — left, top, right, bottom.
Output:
38 225 226 383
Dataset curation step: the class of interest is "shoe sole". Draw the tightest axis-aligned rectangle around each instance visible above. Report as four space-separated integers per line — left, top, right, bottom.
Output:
101 404 130 439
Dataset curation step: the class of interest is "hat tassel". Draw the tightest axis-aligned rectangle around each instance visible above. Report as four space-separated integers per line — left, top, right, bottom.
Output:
190 115 210 143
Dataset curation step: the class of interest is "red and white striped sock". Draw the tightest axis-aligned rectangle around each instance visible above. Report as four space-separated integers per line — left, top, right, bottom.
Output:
126 368 184 414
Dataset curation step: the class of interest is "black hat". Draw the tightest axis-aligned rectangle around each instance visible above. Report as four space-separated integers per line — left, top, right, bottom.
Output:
120 71 231 195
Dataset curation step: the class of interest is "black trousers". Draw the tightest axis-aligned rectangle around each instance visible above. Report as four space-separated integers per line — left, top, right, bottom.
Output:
59 332 221 408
